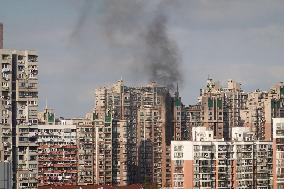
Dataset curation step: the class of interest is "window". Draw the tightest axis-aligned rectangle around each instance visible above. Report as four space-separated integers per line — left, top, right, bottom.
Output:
175 160 184 166
29 164 37 169
174 152 183 158
2 73 8 78
2 64 8 69
2 119 7 124
18 73 23 78
2 110 7 116
2 82 8 87
29 155 36 161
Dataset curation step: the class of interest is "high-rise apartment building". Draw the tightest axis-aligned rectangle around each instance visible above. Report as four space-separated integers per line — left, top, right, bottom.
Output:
171 116 284 189
190 79 284 141
244 82 284 141
173 89 182 141
273 118 284 188
184 105 202 140
93 80 174 188
195 79 246 140
171 127 273 189
76 119 94 186
0 49 38 189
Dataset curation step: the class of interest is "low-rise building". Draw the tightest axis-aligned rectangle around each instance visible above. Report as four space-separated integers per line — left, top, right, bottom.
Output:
37 124 77 186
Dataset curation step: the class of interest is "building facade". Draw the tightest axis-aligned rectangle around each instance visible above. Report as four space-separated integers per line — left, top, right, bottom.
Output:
0 49 38 189
76 119 94 185
190 79 284 142
37 124 77 186
93 80 174 187
273 118 284 188
171 118 284 189
171 140 273 189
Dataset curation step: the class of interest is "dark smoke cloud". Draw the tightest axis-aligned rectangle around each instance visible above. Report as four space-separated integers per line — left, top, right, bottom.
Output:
69 0 94 42
71 0 183 91
145 13 182 90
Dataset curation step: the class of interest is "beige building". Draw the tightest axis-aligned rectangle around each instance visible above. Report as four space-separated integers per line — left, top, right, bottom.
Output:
192 78 284 141
0 49 38 189
93 80 174 187
76 119 94 185
194 79 247 140
239 82 284 141
184 104 202 140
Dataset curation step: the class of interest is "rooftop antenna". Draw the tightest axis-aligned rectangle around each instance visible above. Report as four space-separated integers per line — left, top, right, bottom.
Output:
175 82 179 97
176 82 179 93
45 97 48 109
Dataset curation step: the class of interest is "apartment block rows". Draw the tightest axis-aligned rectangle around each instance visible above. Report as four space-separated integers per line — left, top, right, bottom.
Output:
171 118 284 189
185 79 284 141
0 45 284 189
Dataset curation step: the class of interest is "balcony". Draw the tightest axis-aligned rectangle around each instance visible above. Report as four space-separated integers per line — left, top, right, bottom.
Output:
2 86 9 91
2 58 11 64
2 68 10 73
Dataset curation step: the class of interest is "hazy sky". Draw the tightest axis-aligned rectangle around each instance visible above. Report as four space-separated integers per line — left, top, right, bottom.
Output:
1 0 284 117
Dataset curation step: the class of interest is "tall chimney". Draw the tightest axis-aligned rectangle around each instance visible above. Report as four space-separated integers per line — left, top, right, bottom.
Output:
0 23 3 49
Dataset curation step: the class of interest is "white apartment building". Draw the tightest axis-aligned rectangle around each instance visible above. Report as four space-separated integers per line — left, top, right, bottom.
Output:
171 127 273 189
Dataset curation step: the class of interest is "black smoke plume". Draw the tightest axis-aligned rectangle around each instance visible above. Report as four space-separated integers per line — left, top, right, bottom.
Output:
145 13 182 90
70 0 183 91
